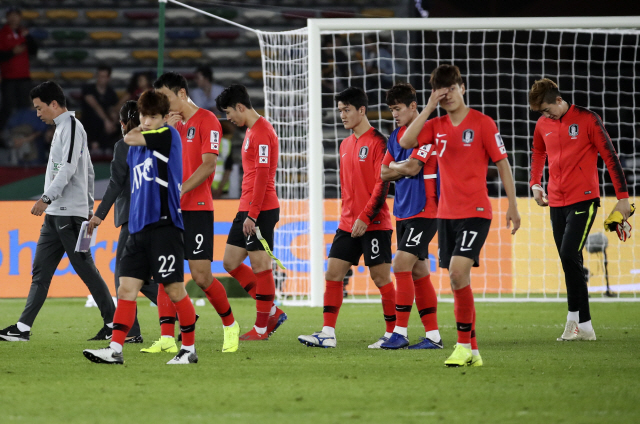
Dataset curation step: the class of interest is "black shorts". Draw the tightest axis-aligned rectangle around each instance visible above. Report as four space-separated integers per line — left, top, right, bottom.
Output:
438 218 491 269
328 229 393 267
183 210 214 261
120 224 185 284
226 208 279 252
396 218 437 261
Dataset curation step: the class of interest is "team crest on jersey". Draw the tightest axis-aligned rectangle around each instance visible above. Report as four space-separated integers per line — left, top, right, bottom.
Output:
187 127 196 140
417 145 431 158
259 144 268 157
569 124 579 137
358 146 369 160
462 129 474 144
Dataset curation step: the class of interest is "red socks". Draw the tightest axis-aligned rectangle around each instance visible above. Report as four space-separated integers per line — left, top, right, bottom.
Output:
174 295 196 346
471 308 478 350
254 269 275 329
322 280 343 328
157 284 176 337
414 275 438 332
204 278 235 326
394 272 414 328
378 282 396 333
112 299 136 347
453 285 474 345
229 263 257 299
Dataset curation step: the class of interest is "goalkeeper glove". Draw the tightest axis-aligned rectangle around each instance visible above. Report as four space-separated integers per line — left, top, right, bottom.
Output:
604 203 635 241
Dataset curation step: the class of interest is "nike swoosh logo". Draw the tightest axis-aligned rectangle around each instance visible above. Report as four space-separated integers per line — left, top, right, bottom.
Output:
342 153 347 157
7 331 22 336
545 132 553 136
575 211 586 215
161 273 172 278
247 241 254 245
437 133 447 137
193 249 203 254
59 224 69 229
371 254 380 259
460 247 472 251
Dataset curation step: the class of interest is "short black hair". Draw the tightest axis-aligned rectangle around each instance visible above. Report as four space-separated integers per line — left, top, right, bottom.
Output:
195 66 213 82
97 64 112 76
216 84 253 111
335 86 368 111
386 82 417 107
30 81 67 108
153 71 189 96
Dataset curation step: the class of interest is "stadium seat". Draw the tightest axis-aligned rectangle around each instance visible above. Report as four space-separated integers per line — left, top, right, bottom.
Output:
204 8 238 20
282 11 316 20
129 30 158 43
321 10 356 18
165 9 197 21
89 31 122 41
53 50 90 62
168 50 203 60
20 10 39 21
214 71 246 84
166 30 201 41
205 30 240 41
243 9 278 23
245 50 262 60
31 70 56 81
86 10 119 21
36 50 51 62
132 50 159 60
94 49 128 61
205 49 243 63
60 71 94 80
111 70 132 83
29 28 49 41
366 110 393 120
52 30 87 42
124 11 158 22
45 10 80 21
362 8 395 18
248 71 263 81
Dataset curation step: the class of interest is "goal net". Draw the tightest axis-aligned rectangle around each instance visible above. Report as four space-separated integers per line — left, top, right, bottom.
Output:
256 17 639 305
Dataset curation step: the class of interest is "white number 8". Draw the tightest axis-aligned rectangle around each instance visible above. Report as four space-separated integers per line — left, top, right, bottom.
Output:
371 238 379 254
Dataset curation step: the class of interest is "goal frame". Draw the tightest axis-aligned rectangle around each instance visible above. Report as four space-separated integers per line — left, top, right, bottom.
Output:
306 16 640 306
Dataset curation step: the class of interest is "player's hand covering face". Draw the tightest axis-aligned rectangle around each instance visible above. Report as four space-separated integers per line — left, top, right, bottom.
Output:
438 84 465 113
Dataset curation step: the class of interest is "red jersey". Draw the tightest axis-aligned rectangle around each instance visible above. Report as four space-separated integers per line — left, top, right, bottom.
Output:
530 104 628 207
240 116 279 218
176 108 221 211
339 126 392 232
411 108 507 220
0 25 30 79
383 126 438 220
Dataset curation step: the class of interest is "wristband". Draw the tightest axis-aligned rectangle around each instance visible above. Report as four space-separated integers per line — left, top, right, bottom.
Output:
41 195 51 204
247 216 257 224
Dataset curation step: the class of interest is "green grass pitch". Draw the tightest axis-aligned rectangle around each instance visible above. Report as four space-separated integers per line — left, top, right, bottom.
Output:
1 298 639 423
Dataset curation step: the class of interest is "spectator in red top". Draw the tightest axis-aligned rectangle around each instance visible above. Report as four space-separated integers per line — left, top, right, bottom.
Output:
0 7 38 133
529 78 630 343
298 87 396 350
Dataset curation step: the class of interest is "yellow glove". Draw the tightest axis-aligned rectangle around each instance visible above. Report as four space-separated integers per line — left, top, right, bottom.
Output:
604 203 635 241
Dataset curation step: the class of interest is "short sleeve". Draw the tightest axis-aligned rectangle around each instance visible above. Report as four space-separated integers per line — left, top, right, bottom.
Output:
382 150 394 166
142 126 172 157
199 116 222 156
482 116 508 163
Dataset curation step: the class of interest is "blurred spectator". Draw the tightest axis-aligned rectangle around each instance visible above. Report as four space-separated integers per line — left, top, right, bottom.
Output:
115 70 153 113
81 64 119 156
3 106 51 166
191 66 224 114
0 7 38 133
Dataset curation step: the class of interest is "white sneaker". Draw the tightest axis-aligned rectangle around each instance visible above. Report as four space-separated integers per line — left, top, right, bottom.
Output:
557 321 579 341
298 331 336 348
166 349 198 364
83 347 124 364
367 336 389 349
576 328 597 341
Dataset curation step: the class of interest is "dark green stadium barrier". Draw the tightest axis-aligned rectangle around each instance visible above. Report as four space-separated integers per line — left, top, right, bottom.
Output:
52 30 87 41
53 50 89 61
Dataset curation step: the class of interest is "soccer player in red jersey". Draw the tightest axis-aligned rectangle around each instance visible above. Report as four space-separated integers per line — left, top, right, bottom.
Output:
298 87 396 349
380 83 442 350
400 65 521 367
528 78 630 342
216 84 287 340
144 72 239 354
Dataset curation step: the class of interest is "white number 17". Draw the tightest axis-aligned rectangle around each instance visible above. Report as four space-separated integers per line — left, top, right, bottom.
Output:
436 138 447 157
